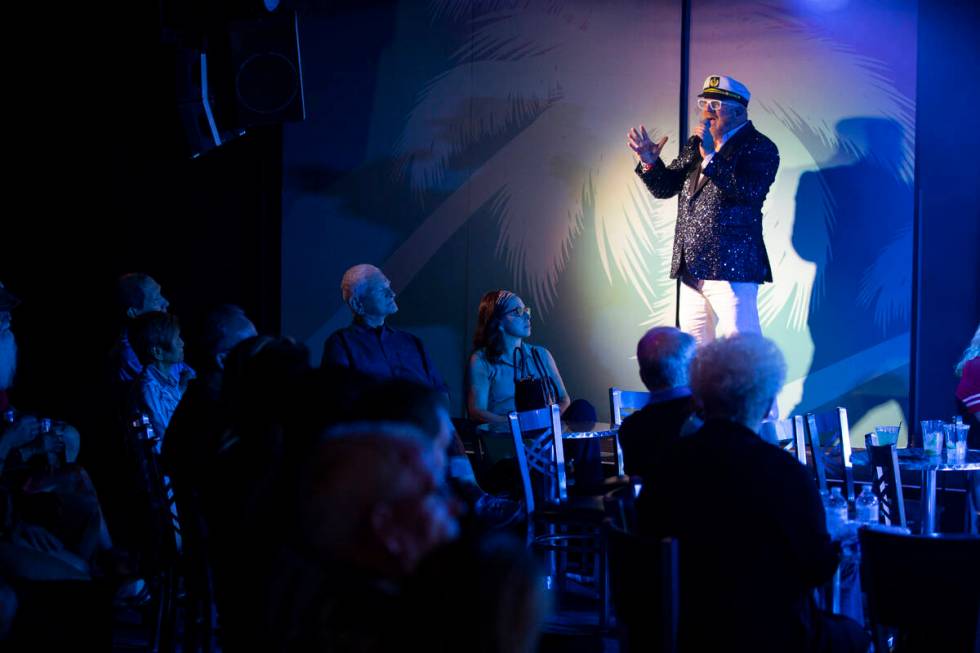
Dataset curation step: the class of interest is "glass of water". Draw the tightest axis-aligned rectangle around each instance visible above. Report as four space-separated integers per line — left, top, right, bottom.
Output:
920 420 945 456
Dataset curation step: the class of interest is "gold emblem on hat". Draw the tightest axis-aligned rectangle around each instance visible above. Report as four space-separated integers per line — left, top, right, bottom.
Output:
709 76 720 88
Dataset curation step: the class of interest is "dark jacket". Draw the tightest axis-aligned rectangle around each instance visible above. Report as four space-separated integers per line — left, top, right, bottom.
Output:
321 322 448 393
637 121 779 283
637 418 843 652
618 391 695 480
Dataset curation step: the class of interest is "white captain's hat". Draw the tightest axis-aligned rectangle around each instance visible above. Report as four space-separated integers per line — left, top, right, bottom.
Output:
699 75 750 106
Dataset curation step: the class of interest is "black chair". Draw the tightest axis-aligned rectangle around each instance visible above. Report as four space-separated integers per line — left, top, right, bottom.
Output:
762 415 808 466
508 404 610 629
171 483 217 653
604 519 678 653
609 387 650 428
123 412 180 653
969 473 980 535
865 437 907 528
859 527 980 653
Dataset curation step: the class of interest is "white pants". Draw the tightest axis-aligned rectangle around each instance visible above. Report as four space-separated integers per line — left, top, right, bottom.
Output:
679 278 761 347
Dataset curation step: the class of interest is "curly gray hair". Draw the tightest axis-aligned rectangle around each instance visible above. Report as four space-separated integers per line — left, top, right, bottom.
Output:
690 334 786 427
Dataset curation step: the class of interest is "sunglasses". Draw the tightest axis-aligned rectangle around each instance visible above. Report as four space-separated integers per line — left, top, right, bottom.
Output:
697 98 728 111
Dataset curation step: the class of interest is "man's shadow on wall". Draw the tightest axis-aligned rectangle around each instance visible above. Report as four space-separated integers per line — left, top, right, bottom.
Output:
792 117 912 427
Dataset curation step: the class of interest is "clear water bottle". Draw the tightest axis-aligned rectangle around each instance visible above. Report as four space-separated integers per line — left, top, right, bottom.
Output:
855 485 879 525
826 487 848 537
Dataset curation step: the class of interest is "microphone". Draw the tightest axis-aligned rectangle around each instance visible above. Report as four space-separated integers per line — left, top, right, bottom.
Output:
688 119 711 149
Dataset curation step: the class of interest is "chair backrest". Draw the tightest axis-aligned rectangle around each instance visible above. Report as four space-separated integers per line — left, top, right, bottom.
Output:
804 408 855 499
125 412 181 650
609 387 651 427
605 519 678 653
762 415 808 465
864 437 907 528
859 528 980 653
129 413 185 567
508 404 565 515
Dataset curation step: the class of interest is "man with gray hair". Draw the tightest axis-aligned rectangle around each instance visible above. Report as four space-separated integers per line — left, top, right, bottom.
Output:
323 264 522 529
638 334 867 653
617 326 697 480
322 264 447 392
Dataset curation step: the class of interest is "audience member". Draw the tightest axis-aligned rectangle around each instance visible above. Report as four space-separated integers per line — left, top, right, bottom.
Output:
266 422 460 652
108 273 194 385
955 323 980 449
618 326 698 480
397 533 547 653
468 290 604 493
162 304 257 497
467 290 570 426
204 335 314 652
324 264 521 526
0 284 142 613
126 311 191 446
637 334 868 653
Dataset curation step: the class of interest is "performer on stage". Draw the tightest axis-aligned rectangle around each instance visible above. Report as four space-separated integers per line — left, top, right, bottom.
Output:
628 75 779 345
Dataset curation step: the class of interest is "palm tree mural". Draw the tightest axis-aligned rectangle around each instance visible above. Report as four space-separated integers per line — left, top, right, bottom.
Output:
299 0 914 425
393 0 913 339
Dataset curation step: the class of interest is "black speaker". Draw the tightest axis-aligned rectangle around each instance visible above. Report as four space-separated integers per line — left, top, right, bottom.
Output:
226 10 305 128
174 47 245 159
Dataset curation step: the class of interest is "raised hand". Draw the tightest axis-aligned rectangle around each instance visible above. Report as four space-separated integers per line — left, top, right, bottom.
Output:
628 125 668 165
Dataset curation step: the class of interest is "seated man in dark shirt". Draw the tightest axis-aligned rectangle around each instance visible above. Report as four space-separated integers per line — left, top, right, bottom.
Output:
322 264 447 392
322 264 520 528
618 326 697 481
162 305 257 508
637 334 868 653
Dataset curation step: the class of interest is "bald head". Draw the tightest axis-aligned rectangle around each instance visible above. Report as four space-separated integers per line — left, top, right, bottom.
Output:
117 273 169 318
341 264 384 303
340 264 398 324
636 326 696 392
203 304 258 366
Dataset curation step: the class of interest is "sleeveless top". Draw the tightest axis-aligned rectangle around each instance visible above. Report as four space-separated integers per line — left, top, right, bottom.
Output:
471 343 559 418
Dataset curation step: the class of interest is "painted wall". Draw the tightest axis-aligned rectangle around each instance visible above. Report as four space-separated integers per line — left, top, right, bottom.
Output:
283 0 916 445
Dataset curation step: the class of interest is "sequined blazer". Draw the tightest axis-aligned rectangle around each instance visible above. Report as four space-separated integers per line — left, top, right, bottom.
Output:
636 121 778 283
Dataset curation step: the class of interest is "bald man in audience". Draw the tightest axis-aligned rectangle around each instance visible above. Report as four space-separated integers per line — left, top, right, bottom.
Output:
323 264 523 529
617 326 697 481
